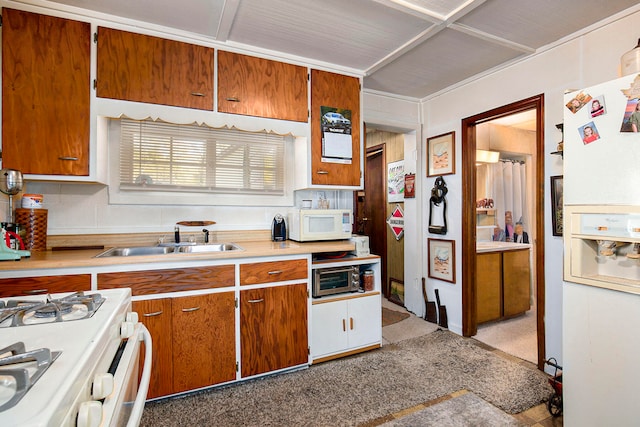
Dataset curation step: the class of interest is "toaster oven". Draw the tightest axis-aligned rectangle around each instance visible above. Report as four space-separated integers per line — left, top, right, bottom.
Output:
313 265 360 298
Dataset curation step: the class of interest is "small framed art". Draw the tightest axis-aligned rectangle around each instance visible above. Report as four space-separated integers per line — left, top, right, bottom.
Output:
427 131 455 177
551 175 563 236
428 238 455 283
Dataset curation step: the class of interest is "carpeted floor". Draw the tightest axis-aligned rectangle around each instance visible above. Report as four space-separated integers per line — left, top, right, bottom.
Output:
140 330 551 427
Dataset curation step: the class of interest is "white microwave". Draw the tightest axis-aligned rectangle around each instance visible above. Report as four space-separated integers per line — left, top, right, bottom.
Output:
288 209 352 242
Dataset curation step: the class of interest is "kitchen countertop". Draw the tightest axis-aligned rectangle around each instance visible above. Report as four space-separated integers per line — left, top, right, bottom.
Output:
0 239 356 271
476 241 532 253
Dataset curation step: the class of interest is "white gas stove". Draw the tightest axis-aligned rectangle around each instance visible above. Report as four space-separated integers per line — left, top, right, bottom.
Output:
0 288 151 427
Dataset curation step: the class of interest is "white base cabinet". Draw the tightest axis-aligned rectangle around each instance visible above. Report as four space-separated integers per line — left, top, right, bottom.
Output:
311 293 381 363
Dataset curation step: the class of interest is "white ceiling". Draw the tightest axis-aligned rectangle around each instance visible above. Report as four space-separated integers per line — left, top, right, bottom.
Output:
37 0 640 99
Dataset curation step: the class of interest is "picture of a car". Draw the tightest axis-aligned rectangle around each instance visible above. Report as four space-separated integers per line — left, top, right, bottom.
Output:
322 112 351 127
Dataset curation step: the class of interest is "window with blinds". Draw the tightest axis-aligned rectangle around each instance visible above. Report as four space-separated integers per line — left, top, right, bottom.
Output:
118 118 285 195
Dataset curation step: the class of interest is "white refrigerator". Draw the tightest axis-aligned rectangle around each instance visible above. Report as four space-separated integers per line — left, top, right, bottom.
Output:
563 73 640 426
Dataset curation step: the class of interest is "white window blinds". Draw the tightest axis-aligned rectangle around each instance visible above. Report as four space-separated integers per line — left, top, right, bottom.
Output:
118 118 285 195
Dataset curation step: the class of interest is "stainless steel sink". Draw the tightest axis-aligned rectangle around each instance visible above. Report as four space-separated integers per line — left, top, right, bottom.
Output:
176 243 243 253
95 246 176 257
95 243 243 257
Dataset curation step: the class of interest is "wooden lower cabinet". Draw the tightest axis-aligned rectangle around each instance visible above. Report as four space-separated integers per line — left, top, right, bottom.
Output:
240 283 308 377
476 249 531 324
134 292 236 398
311 293 381 362
133 298 174 399
0 274 91 298
503 250 532 317
476 253 502 324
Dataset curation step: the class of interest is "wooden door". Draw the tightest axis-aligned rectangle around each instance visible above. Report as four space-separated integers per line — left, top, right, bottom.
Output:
133 298 174 398
172 292 236 392
2 8 90 175
362 145 387 294
240 284 308 377
310 69 361 186
96 27 214 110
218 51 308 122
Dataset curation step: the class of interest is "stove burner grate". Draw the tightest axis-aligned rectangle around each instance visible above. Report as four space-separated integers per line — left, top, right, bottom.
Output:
0 292 105 328
0 342 61 412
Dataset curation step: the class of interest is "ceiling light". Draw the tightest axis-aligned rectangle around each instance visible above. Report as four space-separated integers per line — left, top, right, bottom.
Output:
476 150 500 163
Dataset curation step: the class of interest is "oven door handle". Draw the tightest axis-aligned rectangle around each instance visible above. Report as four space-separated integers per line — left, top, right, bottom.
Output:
127 324 152 427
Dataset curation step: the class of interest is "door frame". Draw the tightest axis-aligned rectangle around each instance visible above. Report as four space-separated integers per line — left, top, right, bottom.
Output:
461 94 546 370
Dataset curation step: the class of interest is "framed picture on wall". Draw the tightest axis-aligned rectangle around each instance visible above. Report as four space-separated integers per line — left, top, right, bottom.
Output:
428 238 455 283
388 277 404 306
427 131 455 177
551 175 563 236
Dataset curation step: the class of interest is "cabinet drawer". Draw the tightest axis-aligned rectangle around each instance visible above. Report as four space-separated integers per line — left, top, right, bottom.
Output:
240 259 308 285
98 265 235 295
0 275 91 298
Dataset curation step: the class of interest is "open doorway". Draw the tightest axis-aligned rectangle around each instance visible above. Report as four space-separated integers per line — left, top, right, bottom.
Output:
461 95 546 370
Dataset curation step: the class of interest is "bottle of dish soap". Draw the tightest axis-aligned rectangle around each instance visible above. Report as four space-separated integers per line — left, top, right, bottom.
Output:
621 38 640 76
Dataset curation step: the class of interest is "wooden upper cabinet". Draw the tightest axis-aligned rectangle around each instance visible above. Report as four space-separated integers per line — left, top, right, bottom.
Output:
2 8 90 176
218 51 308 122
310 69 361 186
96 27 214 110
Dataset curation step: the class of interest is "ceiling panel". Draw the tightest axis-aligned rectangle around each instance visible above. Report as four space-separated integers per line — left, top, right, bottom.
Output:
46 0 224 38
364 28 525 97
228 0 431 69
20 0 640 99
457 0 640 48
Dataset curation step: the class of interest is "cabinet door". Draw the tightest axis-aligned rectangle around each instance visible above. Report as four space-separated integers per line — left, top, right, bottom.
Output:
172 293 236 392
503 250 531 317
0 274 91 298
240 283 308 377
476 252 502 324
133 298 173 399
2 8 90 175
218 51 308 122
347 294 382 349
97 27 214 110
310 69 361 186
311 300 349 358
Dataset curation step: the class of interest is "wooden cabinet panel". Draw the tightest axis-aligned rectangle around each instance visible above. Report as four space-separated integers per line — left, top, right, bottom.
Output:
503 250 531 317
97 27 214 110
310 69 361 186
476 249 531 324
239 259 307 285
240 283 308 377
2 8 90 175
172 292 236 392
133 298 173 399
98 265 235 295
476 252 502 324
218 51 308 122
0 275 91 298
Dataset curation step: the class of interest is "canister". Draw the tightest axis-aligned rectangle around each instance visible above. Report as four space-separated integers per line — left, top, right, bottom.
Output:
363 270 374 291
22 194 44 209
